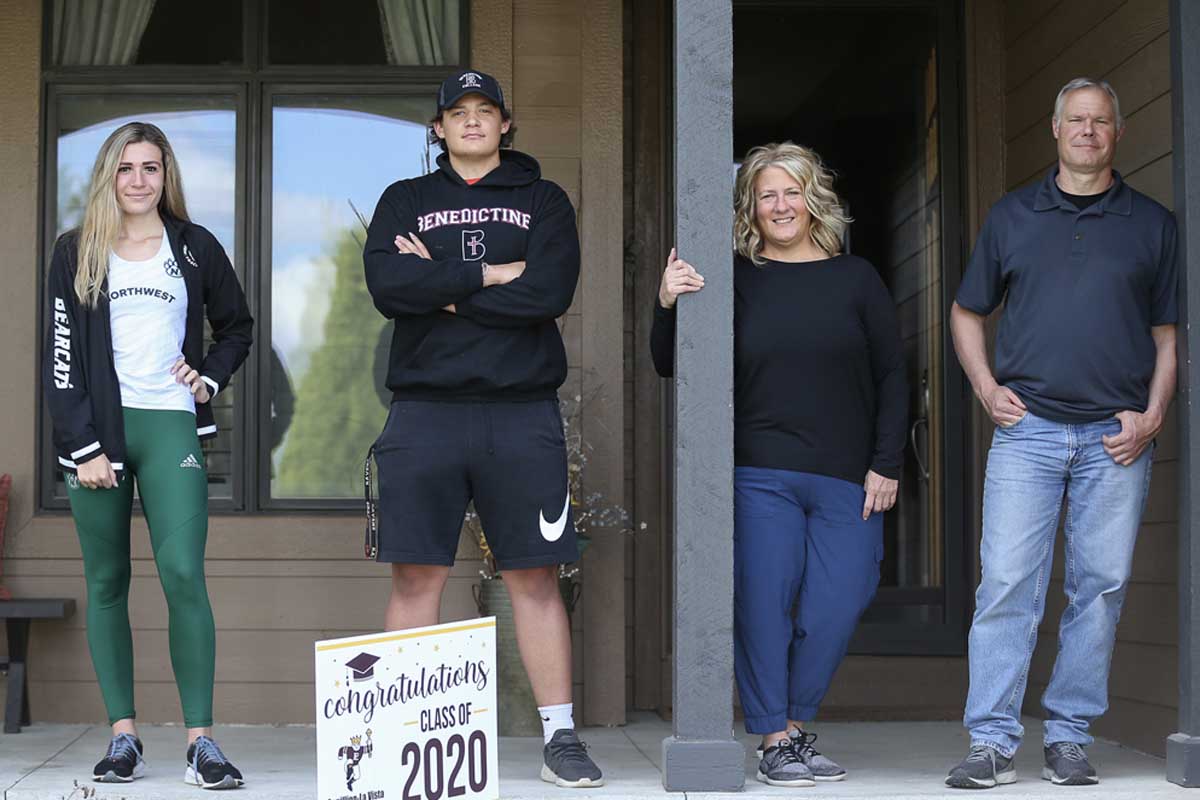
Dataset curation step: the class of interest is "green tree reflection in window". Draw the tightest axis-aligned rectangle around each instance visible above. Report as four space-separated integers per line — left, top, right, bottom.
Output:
269 102 429 499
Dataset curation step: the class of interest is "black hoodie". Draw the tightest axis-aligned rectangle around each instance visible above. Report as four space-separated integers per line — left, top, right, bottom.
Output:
363 150 579 402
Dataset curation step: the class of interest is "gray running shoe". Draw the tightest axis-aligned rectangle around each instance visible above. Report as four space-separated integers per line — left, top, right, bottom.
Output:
756 740 815 787
1042 742 1098 785
541 729 604 788
184 736 244 790
93 732 146 783
945 744 1016 789
793 730 846 781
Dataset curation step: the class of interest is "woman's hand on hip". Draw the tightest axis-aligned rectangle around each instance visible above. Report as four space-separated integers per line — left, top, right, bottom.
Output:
171 357 211 404
77 454 118 490
658 247 705 309
862 470 898 519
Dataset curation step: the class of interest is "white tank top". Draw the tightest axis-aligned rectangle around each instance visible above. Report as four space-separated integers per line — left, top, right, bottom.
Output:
107 235 195 414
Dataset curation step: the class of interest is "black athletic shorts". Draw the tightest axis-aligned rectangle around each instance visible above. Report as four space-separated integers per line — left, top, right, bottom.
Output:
371 399 578 569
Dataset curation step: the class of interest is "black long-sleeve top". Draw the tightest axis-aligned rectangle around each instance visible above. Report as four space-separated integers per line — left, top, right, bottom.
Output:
651 253 908 484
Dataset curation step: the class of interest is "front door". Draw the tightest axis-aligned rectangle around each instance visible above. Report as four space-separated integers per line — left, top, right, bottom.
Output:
732 0 969 654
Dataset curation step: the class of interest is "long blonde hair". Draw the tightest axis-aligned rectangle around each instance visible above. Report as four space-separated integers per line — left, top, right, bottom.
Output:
734 142 850 264
75 122 190 307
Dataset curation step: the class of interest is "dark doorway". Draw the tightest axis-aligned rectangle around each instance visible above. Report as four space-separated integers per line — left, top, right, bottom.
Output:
733 0 968 654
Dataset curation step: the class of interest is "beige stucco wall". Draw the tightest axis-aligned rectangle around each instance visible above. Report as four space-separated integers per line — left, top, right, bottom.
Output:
1 0 625 726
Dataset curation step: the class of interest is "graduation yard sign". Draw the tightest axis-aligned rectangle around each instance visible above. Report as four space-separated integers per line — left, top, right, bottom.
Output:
315 619 499 800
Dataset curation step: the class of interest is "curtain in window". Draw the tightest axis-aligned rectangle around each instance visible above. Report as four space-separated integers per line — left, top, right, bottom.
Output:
52 0 156 66
376 0 459 65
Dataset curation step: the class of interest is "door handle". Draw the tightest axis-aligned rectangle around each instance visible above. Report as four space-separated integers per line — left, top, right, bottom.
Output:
910 417 930 482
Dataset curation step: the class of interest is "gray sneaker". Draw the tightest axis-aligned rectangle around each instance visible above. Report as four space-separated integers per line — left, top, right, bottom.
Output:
93 733 146 783
756 741 815 787
541 729 604 787
946 744 1016 789
793 730 846 781
1042 742 1098 785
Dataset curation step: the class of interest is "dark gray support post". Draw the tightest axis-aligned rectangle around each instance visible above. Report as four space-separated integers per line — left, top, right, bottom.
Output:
1168 0 1200 786
661 0 743 792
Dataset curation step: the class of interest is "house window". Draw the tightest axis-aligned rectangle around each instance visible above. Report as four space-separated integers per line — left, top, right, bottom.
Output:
267 0 461 65
49 1 244 66
266 94 431 502
40 0 468 511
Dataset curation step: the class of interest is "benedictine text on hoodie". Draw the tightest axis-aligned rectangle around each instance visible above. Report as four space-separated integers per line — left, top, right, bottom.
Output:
363 149 579 402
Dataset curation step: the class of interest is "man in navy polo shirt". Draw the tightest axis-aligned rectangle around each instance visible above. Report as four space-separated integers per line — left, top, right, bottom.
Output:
945 77 1178 789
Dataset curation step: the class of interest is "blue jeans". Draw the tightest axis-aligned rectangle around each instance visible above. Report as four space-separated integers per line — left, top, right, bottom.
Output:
964 411 1154 757
733 467 883 734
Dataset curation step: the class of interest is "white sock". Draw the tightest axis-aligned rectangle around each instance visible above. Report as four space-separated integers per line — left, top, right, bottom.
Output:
538 703 574 743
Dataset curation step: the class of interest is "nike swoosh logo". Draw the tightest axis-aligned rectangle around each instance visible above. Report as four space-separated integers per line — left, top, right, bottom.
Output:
539 491 571 542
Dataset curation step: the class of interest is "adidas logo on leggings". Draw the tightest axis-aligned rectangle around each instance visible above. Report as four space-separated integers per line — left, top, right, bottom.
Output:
179 453 202 470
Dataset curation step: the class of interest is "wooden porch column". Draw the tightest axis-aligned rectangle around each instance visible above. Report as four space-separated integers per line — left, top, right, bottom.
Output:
660 0 743 791
1168 0 1200 785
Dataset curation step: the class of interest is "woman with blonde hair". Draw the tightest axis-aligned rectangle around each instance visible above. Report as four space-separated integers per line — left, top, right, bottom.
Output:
44 122 252 789
651 142 907 786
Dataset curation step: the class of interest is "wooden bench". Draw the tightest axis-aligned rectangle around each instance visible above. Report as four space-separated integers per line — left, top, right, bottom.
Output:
0 598 75 733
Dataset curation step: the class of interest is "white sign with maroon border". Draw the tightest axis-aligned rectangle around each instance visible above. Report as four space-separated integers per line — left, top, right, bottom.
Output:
315 618 499 800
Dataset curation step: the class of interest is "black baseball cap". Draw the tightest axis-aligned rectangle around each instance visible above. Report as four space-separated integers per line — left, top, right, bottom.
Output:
436 69 506 114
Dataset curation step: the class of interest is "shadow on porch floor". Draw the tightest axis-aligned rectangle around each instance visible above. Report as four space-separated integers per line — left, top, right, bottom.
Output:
1 712 1189 799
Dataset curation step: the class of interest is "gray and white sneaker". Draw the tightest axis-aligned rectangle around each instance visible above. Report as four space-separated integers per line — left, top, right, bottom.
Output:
1042 742 1098 785
793 730 846 781
756 740 815 787
542 729 604 787
93 732 146 783
945 744 1016 789
184 736 244 790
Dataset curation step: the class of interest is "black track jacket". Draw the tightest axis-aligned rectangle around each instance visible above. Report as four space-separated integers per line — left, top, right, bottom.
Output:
44 214 253 473
363 150 579 401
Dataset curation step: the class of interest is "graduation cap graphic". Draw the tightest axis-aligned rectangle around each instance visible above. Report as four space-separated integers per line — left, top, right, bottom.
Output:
345 652 380 682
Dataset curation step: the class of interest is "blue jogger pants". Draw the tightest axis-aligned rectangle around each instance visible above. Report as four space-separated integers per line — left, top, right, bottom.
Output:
733 466 884 734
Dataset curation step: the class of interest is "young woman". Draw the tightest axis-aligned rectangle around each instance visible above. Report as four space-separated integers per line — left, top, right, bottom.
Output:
44 122 252 790
651 142 907 786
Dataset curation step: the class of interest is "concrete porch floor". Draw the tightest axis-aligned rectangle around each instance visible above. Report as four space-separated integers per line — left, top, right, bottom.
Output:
0 713 1190 799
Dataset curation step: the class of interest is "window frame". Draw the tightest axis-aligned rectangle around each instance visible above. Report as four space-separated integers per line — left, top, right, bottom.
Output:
38 83 250 513
38 0 470 513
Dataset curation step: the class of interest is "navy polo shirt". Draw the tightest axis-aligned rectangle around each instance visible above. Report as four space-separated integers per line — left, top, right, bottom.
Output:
956 168 1178 423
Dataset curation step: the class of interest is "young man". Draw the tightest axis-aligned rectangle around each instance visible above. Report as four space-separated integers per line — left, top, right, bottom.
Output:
363 69 603 788
946 77 1178 789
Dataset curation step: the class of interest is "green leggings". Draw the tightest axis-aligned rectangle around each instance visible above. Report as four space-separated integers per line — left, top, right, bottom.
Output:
66 407 214 728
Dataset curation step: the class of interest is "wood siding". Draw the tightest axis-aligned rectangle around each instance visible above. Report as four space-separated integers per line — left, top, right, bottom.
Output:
1002 0 1176 756
0 0 41 585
